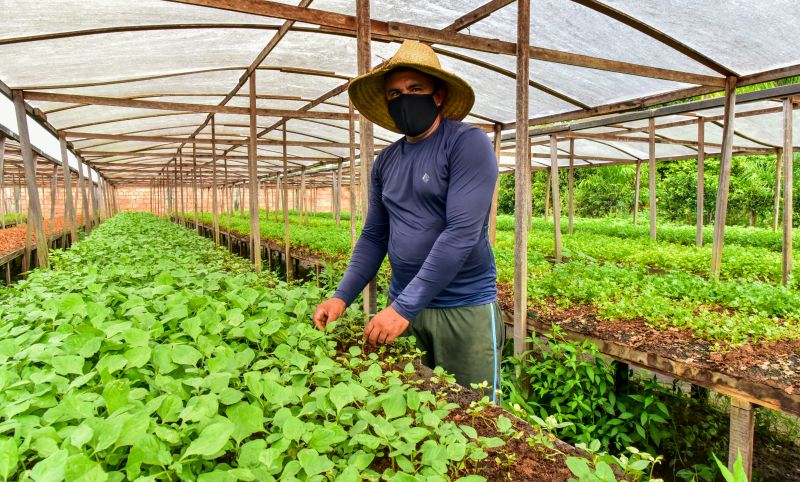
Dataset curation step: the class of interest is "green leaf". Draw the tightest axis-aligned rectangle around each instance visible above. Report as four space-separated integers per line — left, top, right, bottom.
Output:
297 449 334 476
455 477 487 482
227 402 265 443
30 448 68 482
0 437 19 481
171 344 203 366
184 421 235 458
52 355 85 375
65 454 108 482
281 416 305 442
328 383 353 413
102 379 130 414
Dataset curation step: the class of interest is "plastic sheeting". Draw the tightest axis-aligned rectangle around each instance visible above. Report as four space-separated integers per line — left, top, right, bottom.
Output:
0 0 798 183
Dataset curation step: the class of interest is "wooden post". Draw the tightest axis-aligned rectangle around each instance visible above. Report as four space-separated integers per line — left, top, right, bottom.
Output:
211 117 220 245
0 135 5 229
710 77 738 279
782 98 793 286
357 0 377 317
282 124 292 281
49 165 57 231
513 0 530 356
773 147 782 232
633 160 641 225
728 397 754 478
335 161 343 228
696 121 705 246
550 135 562 262
247 73 262 272
648 117 657 240
12 90 49 270
568 138 575 234
543 169 551 222
76 155 91 233
349 102 357 249
224 155 232 251
192 143 200 233
89 173 99 226
489 123 501 245
59 135 78 243
300 167 306 224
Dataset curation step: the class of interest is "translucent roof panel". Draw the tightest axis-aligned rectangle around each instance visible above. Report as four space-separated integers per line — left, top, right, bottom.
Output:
467 0 718 75
601 0 800 76
0 29 276 89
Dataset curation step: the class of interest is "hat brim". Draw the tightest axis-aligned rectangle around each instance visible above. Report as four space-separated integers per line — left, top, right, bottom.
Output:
348 62 475 134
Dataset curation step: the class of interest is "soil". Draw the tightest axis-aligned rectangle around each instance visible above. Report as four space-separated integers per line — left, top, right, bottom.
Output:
495 284 800 399
0 217 77 257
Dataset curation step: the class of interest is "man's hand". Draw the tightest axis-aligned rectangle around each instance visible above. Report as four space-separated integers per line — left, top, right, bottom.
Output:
364 305 410 346
312 298 346 331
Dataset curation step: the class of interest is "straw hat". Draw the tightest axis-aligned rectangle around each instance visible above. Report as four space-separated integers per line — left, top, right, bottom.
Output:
348 40 475 134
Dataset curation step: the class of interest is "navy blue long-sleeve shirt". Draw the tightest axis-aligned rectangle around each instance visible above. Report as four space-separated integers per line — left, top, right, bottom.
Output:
333 118 498 321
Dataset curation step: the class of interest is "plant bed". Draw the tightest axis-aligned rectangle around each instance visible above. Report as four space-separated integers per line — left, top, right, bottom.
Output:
496 286 800 416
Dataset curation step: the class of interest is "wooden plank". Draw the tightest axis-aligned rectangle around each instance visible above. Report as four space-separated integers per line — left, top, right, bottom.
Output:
443 0 515 32
513 0 530 356
12 90 49 270
648 117 657 241
357 0 377 318
568 138 575 234
728 398 754 478
696 121 705 246
489 124 501 245
710 77 738 278
522 314 800 416
773 147 782 232
23 91 353 120
550 135 562 262
783 98 794 285
58 136 78 243
48 165 57 229
248 73 262 271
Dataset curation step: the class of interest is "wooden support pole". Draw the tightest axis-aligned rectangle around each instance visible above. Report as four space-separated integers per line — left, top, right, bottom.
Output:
648 117 657 240
773 147 783 232
550 135 562 262
633 160 641 225
76 155 91 233
710 77 738 278
211 117 220 245
192 143 200 233
300 167 306 224
357 0 377 317
59 136 78 243
696 121 705 246
12 90 49 270
49 165 57 231
728 397 754 478
282 125 292 281
224 155 232 251
248 73 262 272
89 172 99 226
568 138 575 234
544 169 551 222
489 123 501 245
782 98 793 286
513 0 531 356
348 102 357 249
335 161 343 228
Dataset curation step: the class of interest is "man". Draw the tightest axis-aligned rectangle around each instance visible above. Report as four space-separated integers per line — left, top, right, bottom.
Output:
312 40 503 399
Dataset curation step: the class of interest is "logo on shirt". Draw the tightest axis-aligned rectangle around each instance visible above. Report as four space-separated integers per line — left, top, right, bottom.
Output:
422 173 430 183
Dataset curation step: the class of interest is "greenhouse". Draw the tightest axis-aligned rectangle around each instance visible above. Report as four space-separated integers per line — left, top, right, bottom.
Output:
1 0 799 480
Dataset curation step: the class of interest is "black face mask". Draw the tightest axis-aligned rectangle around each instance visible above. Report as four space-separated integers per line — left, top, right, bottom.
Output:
387 93 440 137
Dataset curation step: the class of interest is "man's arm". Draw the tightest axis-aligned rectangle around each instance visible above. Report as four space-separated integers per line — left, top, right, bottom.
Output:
391 128 497 321
313 158 389 329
